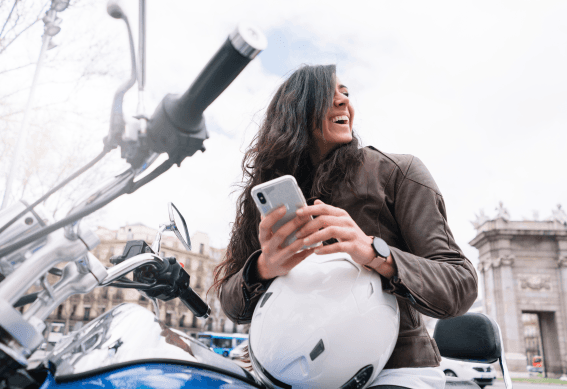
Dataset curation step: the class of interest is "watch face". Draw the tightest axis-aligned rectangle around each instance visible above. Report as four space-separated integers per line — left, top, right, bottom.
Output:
373 237 390 258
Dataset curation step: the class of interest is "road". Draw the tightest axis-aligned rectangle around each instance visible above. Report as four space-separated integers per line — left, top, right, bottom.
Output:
232 360 567 389
491 380 567 389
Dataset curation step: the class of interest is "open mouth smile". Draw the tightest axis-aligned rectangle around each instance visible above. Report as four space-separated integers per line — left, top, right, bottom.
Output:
330 115 349 125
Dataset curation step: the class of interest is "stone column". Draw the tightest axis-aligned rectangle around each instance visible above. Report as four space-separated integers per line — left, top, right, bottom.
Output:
494 255 527 370
482 259 498 321
557 241 567 375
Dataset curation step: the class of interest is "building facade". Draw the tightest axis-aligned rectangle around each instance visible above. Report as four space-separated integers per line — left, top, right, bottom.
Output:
470 204 567 376
43 223 246 338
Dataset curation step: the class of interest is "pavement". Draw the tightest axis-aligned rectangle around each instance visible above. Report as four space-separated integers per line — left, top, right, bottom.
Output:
492 381 567 389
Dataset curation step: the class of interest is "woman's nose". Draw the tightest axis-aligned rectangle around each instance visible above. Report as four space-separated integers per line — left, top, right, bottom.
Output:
334 89 348 107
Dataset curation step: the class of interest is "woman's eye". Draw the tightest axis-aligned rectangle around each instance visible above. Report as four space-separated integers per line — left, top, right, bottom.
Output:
342 92 349 97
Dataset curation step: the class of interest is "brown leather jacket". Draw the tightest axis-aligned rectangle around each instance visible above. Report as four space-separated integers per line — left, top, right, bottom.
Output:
220 146 478 369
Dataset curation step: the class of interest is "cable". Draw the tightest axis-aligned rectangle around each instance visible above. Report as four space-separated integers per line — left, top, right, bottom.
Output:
0 168 133 258
109 280 155 290
14 292 39 308
0 158 174 258
0 147 110 236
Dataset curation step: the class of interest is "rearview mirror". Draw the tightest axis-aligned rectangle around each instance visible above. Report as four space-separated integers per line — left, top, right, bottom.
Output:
168 202 191 251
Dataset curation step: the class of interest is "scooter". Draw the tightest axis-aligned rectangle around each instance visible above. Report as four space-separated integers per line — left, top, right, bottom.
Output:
0 0 265 387
0 1 512 388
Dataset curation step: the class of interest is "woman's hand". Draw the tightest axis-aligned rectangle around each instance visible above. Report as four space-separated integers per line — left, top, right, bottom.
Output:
295 200 395 278
256 206 318 280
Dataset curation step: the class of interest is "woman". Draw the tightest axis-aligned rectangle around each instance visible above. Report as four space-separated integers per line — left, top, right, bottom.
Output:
212 64 477 389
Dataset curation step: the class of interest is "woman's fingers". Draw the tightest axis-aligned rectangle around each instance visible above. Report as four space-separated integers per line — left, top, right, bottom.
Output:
267 208 311 249
296 200 346 219
258 206 286 243
302 225 355 247
258 239 317 279
257 205 317 279
295 215 343 239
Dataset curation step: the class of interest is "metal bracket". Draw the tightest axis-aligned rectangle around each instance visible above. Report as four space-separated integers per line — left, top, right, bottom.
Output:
0 299 44 354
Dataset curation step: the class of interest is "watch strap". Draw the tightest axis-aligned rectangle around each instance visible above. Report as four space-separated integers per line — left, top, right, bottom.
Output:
364 236 390 271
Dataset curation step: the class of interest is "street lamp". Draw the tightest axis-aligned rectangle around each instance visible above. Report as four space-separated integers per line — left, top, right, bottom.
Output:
43 16 62 36
52 0 70 12
0 0 71 209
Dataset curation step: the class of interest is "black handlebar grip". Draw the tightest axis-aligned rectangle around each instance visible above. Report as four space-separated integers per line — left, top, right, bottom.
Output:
148 24 267 160
179 285 211 318
173 24 267 130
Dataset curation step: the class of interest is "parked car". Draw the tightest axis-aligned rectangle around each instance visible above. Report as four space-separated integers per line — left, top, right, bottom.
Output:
437 357 496 388
229 339 248 360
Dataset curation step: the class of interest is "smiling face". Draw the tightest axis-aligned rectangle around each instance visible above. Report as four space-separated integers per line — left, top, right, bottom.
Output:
312 77 355 159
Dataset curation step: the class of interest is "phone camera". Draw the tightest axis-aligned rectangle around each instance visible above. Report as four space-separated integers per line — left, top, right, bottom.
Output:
257 192 266 204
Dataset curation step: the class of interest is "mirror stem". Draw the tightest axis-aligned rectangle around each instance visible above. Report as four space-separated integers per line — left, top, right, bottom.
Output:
151 224 168 254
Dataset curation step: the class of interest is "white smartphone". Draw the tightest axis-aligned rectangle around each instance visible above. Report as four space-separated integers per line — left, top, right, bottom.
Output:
251 175 321 250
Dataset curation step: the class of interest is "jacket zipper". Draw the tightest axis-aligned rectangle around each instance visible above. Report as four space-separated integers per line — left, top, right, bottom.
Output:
239 282 252 322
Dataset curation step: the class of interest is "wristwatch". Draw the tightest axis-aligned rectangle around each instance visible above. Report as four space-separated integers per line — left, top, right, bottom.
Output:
364 236 390 270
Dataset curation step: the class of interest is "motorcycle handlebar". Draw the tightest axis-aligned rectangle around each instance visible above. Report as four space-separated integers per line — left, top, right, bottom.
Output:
179 285 210 319
147 23 267 160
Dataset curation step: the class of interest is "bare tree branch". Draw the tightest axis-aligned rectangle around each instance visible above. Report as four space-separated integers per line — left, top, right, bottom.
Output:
0 61 34 75
0 15 40 55
0 0 18 38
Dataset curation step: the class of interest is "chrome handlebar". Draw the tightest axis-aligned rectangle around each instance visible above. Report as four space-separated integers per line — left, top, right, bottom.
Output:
0 227 96 306
22 252 165 324
100 252 165 285
23 253 107 322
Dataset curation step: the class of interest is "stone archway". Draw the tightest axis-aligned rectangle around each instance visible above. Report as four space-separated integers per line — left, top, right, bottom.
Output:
470 207 567 376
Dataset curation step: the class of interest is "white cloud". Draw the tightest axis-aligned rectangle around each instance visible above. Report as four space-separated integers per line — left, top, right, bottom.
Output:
2 0 566 271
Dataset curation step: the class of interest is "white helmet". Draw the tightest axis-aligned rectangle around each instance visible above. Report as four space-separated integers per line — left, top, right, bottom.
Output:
249 252 399 389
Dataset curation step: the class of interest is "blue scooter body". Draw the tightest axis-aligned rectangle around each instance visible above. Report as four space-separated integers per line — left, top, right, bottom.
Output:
33 303 260 388
39 363 259 389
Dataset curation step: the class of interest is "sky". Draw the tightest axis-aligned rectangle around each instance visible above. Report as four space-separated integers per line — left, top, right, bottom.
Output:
2 0 567 273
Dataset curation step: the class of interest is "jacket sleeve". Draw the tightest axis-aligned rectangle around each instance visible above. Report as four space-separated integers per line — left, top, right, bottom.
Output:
383 156 478 319
219 250 272 324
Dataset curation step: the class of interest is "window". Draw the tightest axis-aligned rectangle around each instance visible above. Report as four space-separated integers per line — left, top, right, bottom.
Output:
70 305 77 318
199 243 205 255
179 316 185 327
165 312 172 326
57 305 63 319
51 323 65 333
192 315 197 328
83 307 91 321
139 295 147 302
212 338 232 349
199 336 211 347
100 306 106 314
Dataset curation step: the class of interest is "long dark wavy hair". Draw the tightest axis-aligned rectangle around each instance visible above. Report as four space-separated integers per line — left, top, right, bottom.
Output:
212 64 364 294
